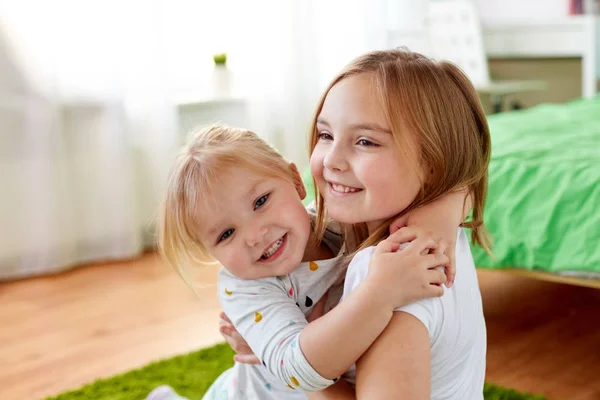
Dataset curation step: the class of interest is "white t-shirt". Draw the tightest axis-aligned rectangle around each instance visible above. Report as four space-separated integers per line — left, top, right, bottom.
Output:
342 228 487 400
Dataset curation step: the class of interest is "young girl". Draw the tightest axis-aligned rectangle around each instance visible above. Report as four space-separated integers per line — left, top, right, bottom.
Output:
155 124 468 400
224 49 489 399
305 49 490 399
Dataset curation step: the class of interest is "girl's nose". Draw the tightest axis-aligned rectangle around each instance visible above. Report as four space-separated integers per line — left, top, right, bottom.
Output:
245 222 267 248
323 143 349 172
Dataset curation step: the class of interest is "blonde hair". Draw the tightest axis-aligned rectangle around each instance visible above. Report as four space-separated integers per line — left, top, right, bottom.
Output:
309 49 491 255
158 124 297 276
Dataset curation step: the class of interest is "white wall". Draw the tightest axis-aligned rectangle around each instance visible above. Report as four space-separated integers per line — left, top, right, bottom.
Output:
475 0 570 23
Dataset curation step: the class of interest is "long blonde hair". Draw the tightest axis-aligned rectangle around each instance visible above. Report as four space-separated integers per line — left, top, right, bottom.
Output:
310 49 491 254
158 124 298 276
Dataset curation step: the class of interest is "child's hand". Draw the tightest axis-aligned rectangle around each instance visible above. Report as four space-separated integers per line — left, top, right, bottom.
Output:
367 229 449 309
388 225 456 288
219 312 260 364
388 188 472 288
219 295 328 366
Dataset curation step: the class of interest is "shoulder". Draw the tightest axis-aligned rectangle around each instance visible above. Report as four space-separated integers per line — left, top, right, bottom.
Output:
342 246 377 295
350 246 377 266
347 246 377 276
396 296 442 336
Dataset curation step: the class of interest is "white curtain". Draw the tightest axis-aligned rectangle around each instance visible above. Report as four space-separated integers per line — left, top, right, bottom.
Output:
0 0 390 280
0 0 178 280
230 0 390 169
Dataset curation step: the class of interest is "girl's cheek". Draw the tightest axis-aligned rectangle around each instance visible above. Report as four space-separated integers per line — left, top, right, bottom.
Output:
309 157 323 181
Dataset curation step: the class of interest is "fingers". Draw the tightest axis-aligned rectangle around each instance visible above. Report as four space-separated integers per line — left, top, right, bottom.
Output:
219 324 254 355
431 241 455 288
234 354 261 365
375 238 401 254
404 235 438 255
219 323 236 338
426 283 445 298
445 247 456 288
427 267 447 286
220 311 232 324
389 214 409 234
386 226 419 245
218 311 260 365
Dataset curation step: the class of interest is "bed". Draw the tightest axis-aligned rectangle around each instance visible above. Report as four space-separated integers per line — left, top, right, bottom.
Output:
471 96 600 288
303 96 600 288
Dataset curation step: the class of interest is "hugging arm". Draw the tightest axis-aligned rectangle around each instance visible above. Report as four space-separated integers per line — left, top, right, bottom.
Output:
219 234 447 391
391 187 473 287
355 312 431 399
218 271 397 391
307 379 356 400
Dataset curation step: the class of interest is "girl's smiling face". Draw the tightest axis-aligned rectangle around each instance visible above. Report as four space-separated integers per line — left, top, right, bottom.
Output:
310 73 423 233
197 166 311 279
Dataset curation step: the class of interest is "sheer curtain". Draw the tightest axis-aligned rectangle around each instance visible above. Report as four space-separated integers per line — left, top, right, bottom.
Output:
0 0 390 280
230 0 390 169
0 1 177 280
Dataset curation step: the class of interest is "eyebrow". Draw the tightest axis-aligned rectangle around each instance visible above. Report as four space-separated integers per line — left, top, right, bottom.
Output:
316 117 392 134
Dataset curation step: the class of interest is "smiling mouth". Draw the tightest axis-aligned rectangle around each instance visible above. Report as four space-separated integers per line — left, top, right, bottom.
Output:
329 182 362 194
259 233 287 262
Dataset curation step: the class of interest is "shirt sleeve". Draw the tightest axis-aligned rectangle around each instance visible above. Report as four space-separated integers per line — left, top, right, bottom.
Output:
342 247 439 336
341 247 376 300
218 269 336 391
395 299 439 336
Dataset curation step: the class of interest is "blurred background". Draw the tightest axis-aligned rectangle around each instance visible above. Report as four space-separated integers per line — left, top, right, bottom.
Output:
1 1 599 399
1 0 597 280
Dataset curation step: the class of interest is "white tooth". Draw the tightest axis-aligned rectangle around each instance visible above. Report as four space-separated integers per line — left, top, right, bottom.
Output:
262 237 283 259
332 183 358 193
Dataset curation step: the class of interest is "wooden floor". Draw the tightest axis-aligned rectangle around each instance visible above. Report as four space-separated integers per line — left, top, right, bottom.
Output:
2 253 600 400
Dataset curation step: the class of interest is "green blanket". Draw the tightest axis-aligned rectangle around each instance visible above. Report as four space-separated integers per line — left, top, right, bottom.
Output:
472 97 600 273
302 96 600 273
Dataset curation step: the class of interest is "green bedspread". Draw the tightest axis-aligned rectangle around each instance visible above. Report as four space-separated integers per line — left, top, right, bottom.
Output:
302 96 600 273
472 97 600 273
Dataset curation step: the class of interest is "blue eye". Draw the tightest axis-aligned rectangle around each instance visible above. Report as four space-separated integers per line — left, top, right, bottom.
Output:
218 229 234 243
254 194 269 209
318 132 333 141
357 138 377 147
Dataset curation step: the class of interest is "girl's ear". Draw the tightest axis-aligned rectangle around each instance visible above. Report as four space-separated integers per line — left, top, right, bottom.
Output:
289 163 307 200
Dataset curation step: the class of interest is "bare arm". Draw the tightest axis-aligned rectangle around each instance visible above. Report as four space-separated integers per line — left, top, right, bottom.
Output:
355 312 431 399
307 379 356 400
299 277 393 379
219 234 447 388
300 235 446 379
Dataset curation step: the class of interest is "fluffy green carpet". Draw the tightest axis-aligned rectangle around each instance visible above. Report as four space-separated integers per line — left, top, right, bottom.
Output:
45 343 546 400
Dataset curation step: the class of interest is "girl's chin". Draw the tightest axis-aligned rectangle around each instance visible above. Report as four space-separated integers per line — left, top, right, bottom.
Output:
329 210 383 226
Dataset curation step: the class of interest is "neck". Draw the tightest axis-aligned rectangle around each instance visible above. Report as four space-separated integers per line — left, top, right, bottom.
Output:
302 236 334 262
366 219 387 236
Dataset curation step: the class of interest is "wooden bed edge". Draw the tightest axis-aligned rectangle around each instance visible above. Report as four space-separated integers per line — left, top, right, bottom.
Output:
476 268 600 290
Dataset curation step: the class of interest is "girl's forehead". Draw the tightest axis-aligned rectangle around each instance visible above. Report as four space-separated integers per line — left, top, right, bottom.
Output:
319 75 388 128
199 166 289 208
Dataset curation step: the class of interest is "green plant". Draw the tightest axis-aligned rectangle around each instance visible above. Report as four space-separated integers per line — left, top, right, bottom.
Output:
213 53 227 66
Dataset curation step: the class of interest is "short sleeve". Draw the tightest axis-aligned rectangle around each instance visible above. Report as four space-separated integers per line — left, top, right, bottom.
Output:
395 298 439 335
341 247 376 299
342 247 440 336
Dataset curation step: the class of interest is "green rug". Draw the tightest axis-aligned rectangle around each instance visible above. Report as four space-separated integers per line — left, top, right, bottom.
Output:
46 343 546 400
